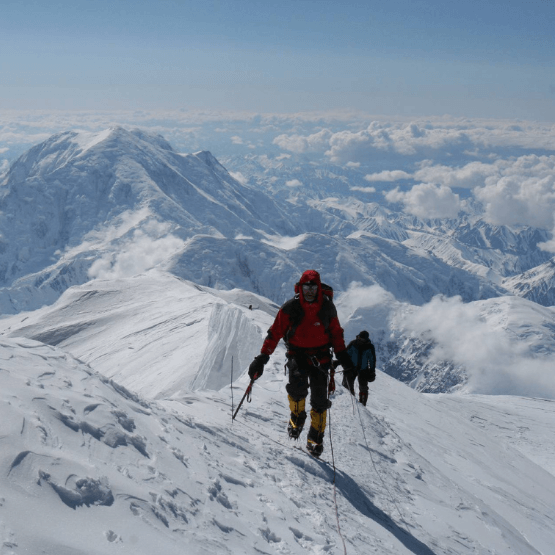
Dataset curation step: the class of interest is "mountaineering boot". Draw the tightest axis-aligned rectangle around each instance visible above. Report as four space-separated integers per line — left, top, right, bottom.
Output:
287 395 307 439
306 409 326 457
359 391 368 406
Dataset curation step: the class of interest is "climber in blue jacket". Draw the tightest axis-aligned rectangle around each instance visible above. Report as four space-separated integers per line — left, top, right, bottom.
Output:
341 330 376 406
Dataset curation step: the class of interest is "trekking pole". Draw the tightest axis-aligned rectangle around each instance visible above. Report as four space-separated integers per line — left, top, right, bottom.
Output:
230 357 234 423
232 376 257 420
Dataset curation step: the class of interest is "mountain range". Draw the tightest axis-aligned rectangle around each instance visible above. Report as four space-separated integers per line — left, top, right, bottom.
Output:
1 127 554 553
1 127 554 394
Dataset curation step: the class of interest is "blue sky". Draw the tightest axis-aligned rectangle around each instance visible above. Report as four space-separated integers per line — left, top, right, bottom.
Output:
1 0 554 120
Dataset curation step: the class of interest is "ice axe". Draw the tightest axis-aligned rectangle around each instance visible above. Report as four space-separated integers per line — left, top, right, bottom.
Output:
232 376 257 420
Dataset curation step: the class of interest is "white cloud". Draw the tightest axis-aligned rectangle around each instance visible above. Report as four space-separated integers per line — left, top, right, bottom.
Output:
337 282 396 321
345 161 360 168
324 120 474 163
88 220 184 280
231 136 244 144
414 160 499 189
305 119 555 165
474 155 555 229
401 295 555 398
286 179 302 187
364 170 412 182
350 186 376 193
538 230 555 253
229 171 248 185
273 128 332 153
385 183 462 219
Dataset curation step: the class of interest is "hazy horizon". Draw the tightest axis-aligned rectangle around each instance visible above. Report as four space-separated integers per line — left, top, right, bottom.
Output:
1 0 554 121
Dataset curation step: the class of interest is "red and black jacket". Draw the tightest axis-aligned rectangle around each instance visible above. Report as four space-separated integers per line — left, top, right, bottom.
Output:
260 270 347 359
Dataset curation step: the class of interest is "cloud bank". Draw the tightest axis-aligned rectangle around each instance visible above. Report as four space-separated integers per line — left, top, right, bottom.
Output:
385 183 462 219
401 295 555 399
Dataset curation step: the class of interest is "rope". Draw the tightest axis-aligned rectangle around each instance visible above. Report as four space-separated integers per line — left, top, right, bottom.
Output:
327 401 348 555
354 397 412 536
231 367 348 555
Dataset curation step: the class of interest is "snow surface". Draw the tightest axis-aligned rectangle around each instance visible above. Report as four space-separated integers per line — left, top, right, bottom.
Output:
1 272 555 554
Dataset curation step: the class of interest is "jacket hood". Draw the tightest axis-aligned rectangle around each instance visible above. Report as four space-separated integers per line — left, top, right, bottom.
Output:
299 269 321 287
298 269 322 305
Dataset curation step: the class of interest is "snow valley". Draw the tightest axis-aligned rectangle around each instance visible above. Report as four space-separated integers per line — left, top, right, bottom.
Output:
1 125 555 554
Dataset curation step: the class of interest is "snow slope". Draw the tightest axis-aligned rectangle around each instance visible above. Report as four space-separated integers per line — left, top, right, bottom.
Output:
1 271 555 553
1 127 555 553
1 327 555 555
503 257 555 307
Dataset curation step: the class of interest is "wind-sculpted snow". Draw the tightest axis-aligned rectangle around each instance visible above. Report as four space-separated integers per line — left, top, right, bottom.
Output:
191 303 263 391
1 335 555 554
0 272 268 400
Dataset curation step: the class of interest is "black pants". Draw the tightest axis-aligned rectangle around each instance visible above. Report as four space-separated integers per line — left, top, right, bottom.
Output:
285 354 330 413
344 367 370 394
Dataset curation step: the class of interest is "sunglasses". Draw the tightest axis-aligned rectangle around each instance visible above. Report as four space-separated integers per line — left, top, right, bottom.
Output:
302 284 318 291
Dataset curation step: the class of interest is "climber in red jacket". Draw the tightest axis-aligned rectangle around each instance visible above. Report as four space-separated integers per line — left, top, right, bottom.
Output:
248 269 354 457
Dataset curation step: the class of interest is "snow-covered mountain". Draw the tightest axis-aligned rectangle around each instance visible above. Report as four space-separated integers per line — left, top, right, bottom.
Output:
0 128 296 312
503 257 555 306
1 128 554 393
222 153 552 282
4 127 546 316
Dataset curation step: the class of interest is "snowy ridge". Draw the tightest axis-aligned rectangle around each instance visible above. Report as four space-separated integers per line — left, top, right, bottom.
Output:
503 257 555 306
0 272 268 400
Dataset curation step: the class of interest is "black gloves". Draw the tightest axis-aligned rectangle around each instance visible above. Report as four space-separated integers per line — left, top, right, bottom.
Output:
360 367 376 383
248 354 270 380
336 350 354 372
